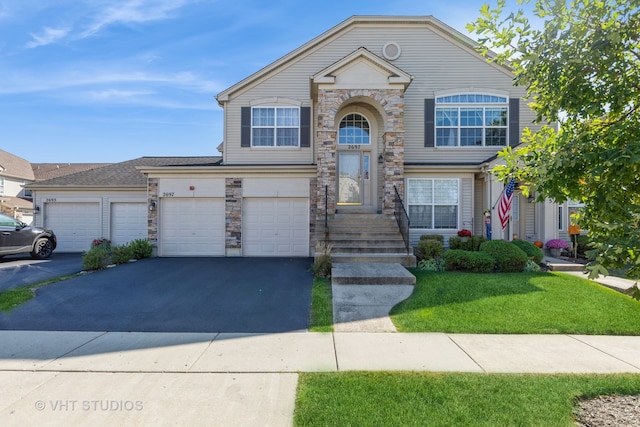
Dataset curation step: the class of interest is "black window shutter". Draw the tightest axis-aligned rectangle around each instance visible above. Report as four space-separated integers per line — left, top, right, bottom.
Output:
509 98 520 147
300 106 311 148
241 106 251 148
424 99 435 147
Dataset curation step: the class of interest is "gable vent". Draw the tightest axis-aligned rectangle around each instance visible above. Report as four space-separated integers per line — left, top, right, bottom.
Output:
382 42 401 60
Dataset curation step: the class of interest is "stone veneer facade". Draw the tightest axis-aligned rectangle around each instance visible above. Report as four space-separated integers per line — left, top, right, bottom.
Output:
147 178 159 249
225 178 242 255
315 88 405 221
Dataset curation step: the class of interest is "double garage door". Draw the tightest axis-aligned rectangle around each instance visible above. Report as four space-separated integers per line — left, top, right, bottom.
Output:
45 202 148 252
159 197 308 257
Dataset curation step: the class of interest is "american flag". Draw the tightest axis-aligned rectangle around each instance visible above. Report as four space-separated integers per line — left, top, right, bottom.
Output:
498 178 516 230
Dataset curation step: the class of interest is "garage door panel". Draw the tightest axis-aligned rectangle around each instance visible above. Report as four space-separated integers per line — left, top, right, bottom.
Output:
244 198 309 257
111 203 147 246
45 203 101 252
160 198 224 256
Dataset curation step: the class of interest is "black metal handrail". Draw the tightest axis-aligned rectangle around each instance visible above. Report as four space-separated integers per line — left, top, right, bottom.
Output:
324 185 329 237
393 185 411 254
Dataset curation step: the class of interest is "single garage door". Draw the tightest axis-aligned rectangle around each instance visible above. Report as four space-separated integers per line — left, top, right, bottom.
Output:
111 202 147 246
160 198 224 256
45 202 101 252
244 198 309 257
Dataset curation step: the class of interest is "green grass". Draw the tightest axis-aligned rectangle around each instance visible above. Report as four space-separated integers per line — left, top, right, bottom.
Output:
294 372 640 426
390 271 640 334
0 273 82 312
309 277 333 332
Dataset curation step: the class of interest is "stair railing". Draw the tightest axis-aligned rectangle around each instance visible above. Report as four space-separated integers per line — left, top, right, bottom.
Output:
393 185 411 254
324 185 329 237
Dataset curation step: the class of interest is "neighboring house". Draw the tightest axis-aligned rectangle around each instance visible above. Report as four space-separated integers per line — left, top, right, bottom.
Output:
29 15 572 256
0 149 36 224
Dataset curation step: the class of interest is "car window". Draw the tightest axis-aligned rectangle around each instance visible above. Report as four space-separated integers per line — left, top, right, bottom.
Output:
0 214 20 228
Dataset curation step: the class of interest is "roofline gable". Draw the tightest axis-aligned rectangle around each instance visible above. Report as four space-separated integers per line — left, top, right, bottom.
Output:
311 47 413 87
216 15 511 105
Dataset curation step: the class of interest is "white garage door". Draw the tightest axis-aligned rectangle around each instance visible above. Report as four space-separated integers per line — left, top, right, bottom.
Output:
45 202 101 252
244 198 309 257
111 202 147 246
160 198 224 256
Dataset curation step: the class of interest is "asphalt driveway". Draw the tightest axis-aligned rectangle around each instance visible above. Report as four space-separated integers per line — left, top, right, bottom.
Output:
0 253 84 291
0 257 314 333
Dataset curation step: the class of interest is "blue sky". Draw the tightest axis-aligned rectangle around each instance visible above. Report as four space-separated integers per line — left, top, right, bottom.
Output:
1 0 510 163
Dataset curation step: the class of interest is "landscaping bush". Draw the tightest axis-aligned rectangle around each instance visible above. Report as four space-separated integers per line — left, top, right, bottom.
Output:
415 239 444 261
479 240 528 272
575 234 592 257
444 249 495 273
129 239 153 260
110 244 133 265
312 241 332 278
82 246 111 270
511 239 544 264
523 259 542 272
417 258 445 272
419 234 444 243
449 235 486 251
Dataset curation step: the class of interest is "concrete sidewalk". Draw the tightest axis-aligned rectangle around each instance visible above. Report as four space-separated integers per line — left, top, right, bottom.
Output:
1 331 640 425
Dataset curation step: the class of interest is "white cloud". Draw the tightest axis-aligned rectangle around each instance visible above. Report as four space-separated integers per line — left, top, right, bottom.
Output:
25 26 70 48
89 89 156 99
80 0 192 38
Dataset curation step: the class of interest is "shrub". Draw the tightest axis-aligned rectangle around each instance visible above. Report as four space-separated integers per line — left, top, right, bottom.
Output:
82 246 111 270
575 235 592 257
419 234 444 243
444 249 495 273
91 238 111 250
417 258 446 272
416 239 444 261
449 235 486 252
523 259 542 272
110 244 133 265
312 241 332 278
511 240 544 264
129 239 154 260
480 240 528 273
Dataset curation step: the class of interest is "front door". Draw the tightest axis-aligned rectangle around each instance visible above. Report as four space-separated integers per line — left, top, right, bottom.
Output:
338 151 361 205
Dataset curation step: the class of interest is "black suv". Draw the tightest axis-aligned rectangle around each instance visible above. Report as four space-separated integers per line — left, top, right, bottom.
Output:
0 213 57 259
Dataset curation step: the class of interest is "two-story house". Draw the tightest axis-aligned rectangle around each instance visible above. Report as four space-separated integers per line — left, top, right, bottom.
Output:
29 16 570 256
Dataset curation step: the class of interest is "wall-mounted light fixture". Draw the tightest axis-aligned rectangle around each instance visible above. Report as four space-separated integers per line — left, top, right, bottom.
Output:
34 206 40 214
378 153 384 164
527 193 535 203
149 201 156 211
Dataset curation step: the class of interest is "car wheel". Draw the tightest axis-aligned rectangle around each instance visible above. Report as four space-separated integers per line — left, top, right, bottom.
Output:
31 238 54 259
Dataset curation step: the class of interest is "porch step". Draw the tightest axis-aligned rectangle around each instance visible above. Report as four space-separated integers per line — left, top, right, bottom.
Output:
324 213 416 268
331 262 416 286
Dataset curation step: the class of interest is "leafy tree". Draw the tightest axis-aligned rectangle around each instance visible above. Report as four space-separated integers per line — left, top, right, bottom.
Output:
468 0 640 288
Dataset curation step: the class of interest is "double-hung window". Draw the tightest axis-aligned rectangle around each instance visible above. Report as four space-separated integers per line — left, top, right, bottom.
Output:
252 107 300 147
435 94 508 147
407 178 459 229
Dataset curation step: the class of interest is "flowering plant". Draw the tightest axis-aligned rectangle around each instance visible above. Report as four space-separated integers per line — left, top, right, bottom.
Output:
546 239 568 249
457 229 472 237
92 238 111 248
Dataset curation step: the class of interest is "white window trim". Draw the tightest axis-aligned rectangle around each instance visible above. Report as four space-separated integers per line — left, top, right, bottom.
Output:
251 106 301 148
435 93 509 148
407 178 460 230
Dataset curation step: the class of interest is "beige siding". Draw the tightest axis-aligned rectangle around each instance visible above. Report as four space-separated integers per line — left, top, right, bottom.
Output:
223 22 535 165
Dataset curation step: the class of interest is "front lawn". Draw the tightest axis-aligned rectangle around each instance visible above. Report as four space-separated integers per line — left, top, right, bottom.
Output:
309 277 333 332
390 271 640 334
294 372 640 426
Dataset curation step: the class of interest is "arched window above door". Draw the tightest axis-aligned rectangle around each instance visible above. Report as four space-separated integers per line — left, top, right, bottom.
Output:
338 113 370 145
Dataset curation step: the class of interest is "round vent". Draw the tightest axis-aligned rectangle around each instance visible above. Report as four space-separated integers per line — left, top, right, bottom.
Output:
382 42 401 60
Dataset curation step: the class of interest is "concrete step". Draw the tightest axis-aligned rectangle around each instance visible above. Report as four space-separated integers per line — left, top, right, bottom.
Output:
331 253 417 268
331 262 417 285
332 246 409 254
